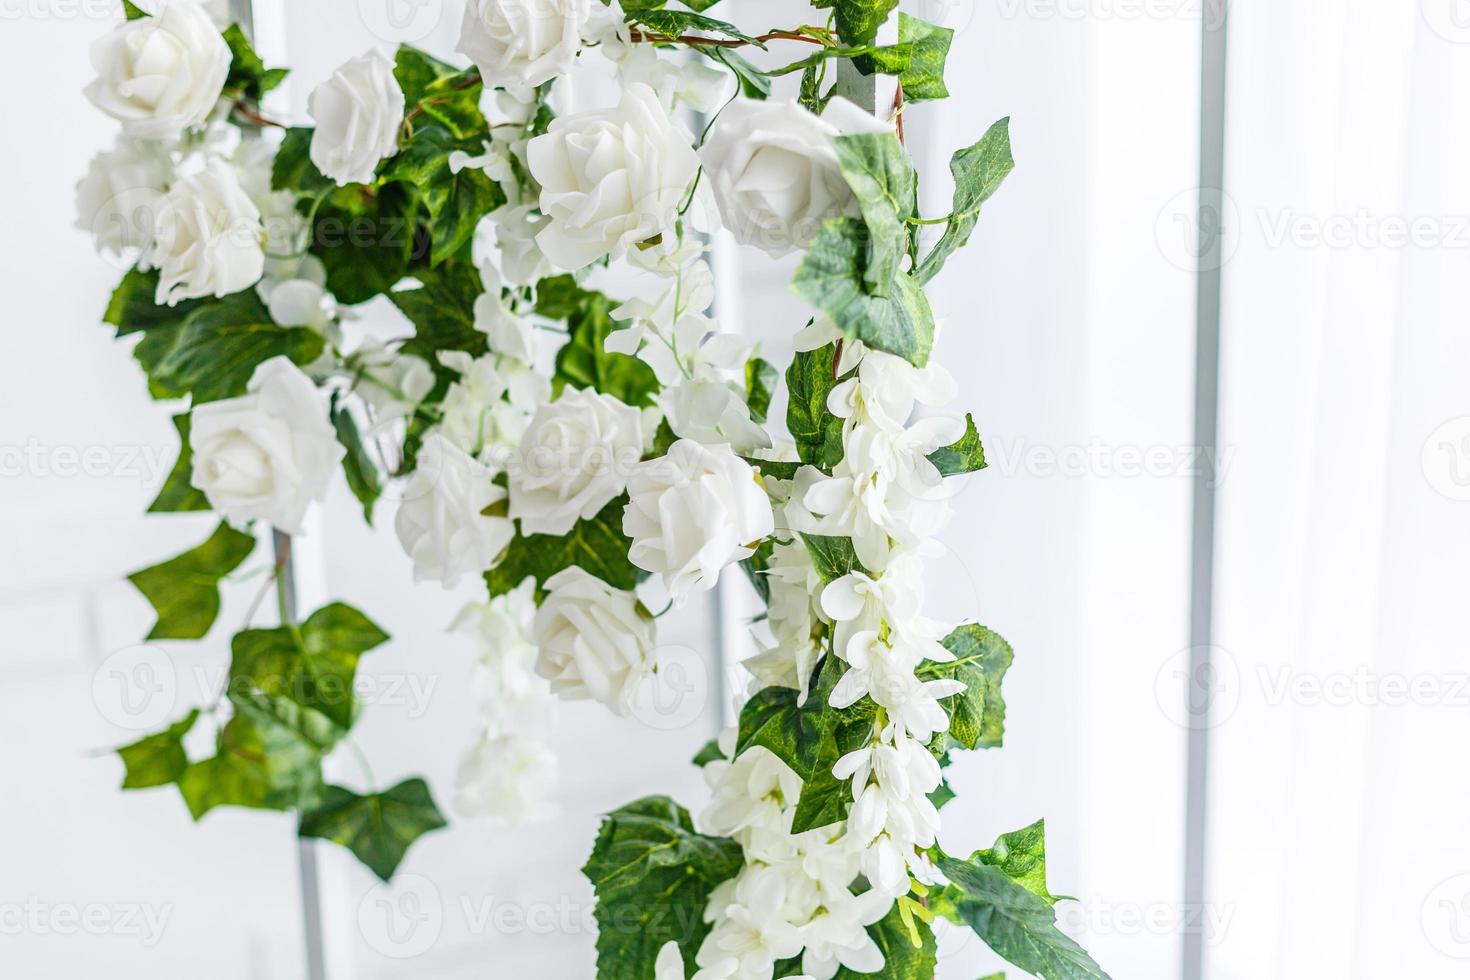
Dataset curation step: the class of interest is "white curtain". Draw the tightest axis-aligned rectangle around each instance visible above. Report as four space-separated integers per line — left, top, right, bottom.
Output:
1208 2 1470 977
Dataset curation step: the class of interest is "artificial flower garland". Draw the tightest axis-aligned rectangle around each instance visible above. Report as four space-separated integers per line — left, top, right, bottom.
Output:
79 1 1111 977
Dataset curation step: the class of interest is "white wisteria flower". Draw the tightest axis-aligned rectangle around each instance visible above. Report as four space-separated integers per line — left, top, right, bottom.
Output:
307 49 406 186
473 260 537 364
508 386 643 536
657 941 814 980
623 440 774 600
526 83 700 270
697 865 807 979
453 582 540 710
351 340 434 431
456 0 592 90
394 434 514 588
147 159 265 305
84 0 231 140
531 566 655 714
699 97 890 257
437 351 548 460
188 356 343 535
455 731 559 827
74 137 174 258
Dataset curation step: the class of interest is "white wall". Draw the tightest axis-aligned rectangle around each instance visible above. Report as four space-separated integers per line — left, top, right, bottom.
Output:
0 9 311 979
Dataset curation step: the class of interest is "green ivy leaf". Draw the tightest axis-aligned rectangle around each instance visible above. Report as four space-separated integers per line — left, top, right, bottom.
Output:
151 290 325 403
178 692 331 820
800 533 866 584
148 414 209 513
222 24 288 102
915 118 1014 285
736 657 876 833
122 0 147 18
332 400 382 525
785 341 848 471
117 710 199 789
920 624 1013 750
486 497 641 597
834 906 937 980
832 132 917 296
298 778 448 881
312 182 420 305
826 0 900 72
630 9 763 46
692 739 726 768
127 522 256 641
228 602 390 737
970 820 1064 905
390 259 488 370
928 777 956 811
395 47 488 141
271 127 333 197
104 268 203 400
583 796 744 980
928 412 987 476
104 268 200 337
708 46 771 98
893 13 952 102
744 357 779 424
935 834 1111 980
547 278 661 408
386 124 504 265
740 537 775 604
793 217 935 366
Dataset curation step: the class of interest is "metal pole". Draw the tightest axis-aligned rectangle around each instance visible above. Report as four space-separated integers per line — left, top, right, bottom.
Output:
1183 1 1229 978
228 0 329 974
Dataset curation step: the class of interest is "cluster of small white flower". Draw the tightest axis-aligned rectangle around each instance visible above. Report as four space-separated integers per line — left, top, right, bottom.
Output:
671 340 970 980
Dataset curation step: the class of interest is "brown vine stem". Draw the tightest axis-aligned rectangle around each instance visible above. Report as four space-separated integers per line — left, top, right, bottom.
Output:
628 28 829 48
892 81 907 146
233 101 287 129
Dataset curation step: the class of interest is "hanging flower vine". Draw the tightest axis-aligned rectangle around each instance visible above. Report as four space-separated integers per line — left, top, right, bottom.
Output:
78 0 1111 977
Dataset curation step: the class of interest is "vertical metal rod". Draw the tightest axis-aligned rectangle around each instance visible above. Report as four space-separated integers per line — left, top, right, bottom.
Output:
230 0 329 972
1184 2 1229 979
272 528 327 980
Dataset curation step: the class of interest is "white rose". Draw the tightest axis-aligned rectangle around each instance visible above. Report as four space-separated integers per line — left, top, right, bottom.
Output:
623 439 774 600
147 159 264 306
189 356 343 534
508 386 643 536
307 49 406 186
84 0 231 140
75 137 174 259
532 566 655 714
395 434 514 587
698 97 890 257
527 83 699 270
456 0 590 90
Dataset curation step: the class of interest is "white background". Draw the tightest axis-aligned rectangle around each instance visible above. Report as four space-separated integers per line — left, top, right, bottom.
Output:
2 0 1467 978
